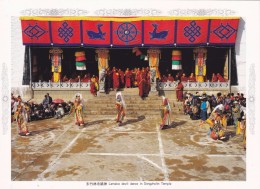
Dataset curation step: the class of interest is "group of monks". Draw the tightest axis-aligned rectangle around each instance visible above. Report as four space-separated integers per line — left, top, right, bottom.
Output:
61 73 94 83
105 67 151 98
161 72 226 83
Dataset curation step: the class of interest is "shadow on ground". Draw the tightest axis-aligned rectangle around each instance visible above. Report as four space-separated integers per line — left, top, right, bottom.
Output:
120 115 145 126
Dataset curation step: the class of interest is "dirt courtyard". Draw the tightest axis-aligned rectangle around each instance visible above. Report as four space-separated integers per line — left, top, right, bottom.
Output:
11 111 246 181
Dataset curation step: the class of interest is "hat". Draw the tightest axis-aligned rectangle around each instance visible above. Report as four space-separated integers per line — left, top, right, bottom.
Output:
234 101 238 103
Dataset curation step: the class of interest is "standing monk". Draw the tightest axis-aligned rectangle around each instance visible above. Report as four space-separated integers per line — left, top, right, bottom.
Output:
113 69 120 90
176 80 184 102
118 69 125 88
125 68 131 88
115 92 126 126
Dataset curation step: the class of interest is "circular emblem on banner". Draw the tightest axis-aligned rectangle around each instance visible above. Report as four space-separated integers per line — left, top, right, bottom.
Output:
116 22 138 44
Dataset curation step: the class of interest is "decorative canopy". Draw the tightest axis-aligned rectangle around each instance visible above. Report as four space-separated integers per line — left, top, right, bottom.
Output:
20 16 240 47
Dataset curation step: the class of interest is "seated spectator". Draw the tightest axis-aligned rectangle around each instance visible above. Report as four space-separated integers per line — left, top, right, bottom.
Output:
55 104 65 119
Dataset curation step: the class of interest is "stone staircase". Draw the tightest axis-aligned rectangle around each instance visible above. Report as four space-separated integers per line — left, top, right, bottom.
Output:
85 88 180 116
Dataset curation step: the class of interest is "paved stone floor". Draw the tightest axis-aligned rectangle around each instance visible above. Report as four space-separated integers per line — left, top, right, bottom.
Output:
11 111 246 181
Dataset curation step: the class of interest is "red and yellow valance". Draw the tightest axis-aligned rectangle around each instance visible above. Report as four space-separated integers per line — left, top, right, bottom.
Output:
20 16 240 47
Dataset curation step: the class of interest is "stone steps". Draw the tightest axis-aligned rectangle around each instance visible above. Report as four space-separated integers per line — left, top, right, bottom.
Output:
84 89 181 115
86 110 160 115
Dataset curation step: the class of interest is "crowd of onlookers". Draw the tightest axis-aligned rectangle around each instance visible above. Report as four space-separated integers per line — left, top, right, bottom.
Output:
181 91 246 144
11 93 73 123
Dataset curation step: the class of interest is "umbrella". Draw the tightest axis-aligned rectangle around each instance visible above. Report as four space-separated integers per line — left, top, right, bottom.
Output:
52 98 64 104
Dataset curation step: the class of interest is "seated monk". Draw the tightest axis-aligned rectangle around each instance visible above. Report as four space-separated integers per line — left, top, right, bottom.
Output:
217 73 226 82
162 75 168 82
81 74 90 82
211 73 218 82
62 75 69 82
188 73 196 82
74 75 81 82
181 73 188 82
167 74 174 82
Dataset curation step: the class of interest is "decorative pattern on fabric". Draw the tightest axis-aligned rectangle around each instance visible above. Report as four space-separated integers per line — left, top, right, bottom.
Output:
213 23 236 40
184 21 201 42
20 18 239 46
58 22 74 42
23 23 47 39
113 22 141 45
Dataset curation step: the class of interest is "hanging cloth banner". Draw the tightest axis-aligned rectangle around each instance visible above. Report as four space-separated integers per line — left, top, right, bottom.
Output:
144 20 175 45
209 19 239 45
172 50 182 70
51 21 81 45
112 21 142 46
20 17 240 47
21 20 50 45
82 21 111 46
75 51 86 70
176 20 209 45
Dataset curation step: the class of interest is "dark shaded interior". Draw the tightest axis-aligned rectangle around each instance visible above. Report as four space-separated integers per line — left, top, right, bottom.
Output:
30 47 228 82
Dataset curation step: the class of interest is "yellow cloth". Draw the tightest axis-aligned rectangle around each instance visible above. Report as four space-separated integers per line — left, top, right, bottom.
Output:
197 76 204 82
172 50 182 55
206 118 214 126
53 72 60 82
236 121 241 134
52 65 61 72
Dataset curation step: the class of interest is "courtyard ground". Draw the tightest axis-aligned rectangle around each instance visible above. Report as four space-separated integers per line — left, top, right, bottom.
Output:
11 109 246 181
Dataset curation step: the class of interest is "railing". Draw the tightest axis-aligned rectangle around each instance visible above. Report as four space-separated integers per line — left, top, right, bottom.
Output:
157 81 230 90
32 81 91 89
32 80 229 90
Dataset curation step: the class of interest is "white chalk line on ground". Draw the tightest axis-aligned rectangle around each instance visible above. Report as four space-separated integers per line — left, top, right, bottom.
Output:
37 127 87 180
156 124 169 181
137 155 164 172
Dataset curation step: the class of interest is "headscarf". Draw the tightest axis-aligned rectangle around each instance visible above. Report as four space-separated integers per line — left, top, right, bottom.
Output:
162 96 172 113
73 93 84 111
116 92 126 109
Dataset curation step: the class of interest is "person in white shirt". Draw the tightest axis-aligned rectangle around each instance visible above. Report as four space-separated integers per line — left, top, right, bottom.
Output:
55 104 65 119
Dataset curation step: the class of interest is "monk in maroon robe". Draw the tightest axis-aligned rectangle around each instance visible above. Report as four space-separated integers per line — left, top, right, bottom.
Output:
211 73 218 82
125 68 131 88
217 73 226 82
181 73 188 82
188 73 196 82
113 70 120 90
118 69 125 87
176 80 184 102
167 74 174 82
62 75 69 82
136 68 141 84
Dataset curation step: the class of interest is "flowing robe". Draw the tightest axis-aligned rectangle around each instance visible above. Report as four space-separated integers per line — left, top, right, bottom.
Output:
176 82 184 101
125 71 131 88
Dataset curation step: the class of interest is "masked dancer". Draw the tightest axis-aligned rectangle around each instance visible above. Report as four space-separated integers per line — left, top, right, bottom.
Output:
115 92 126 126
160 96 172 130
73 94 85 127
13 96 30 136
